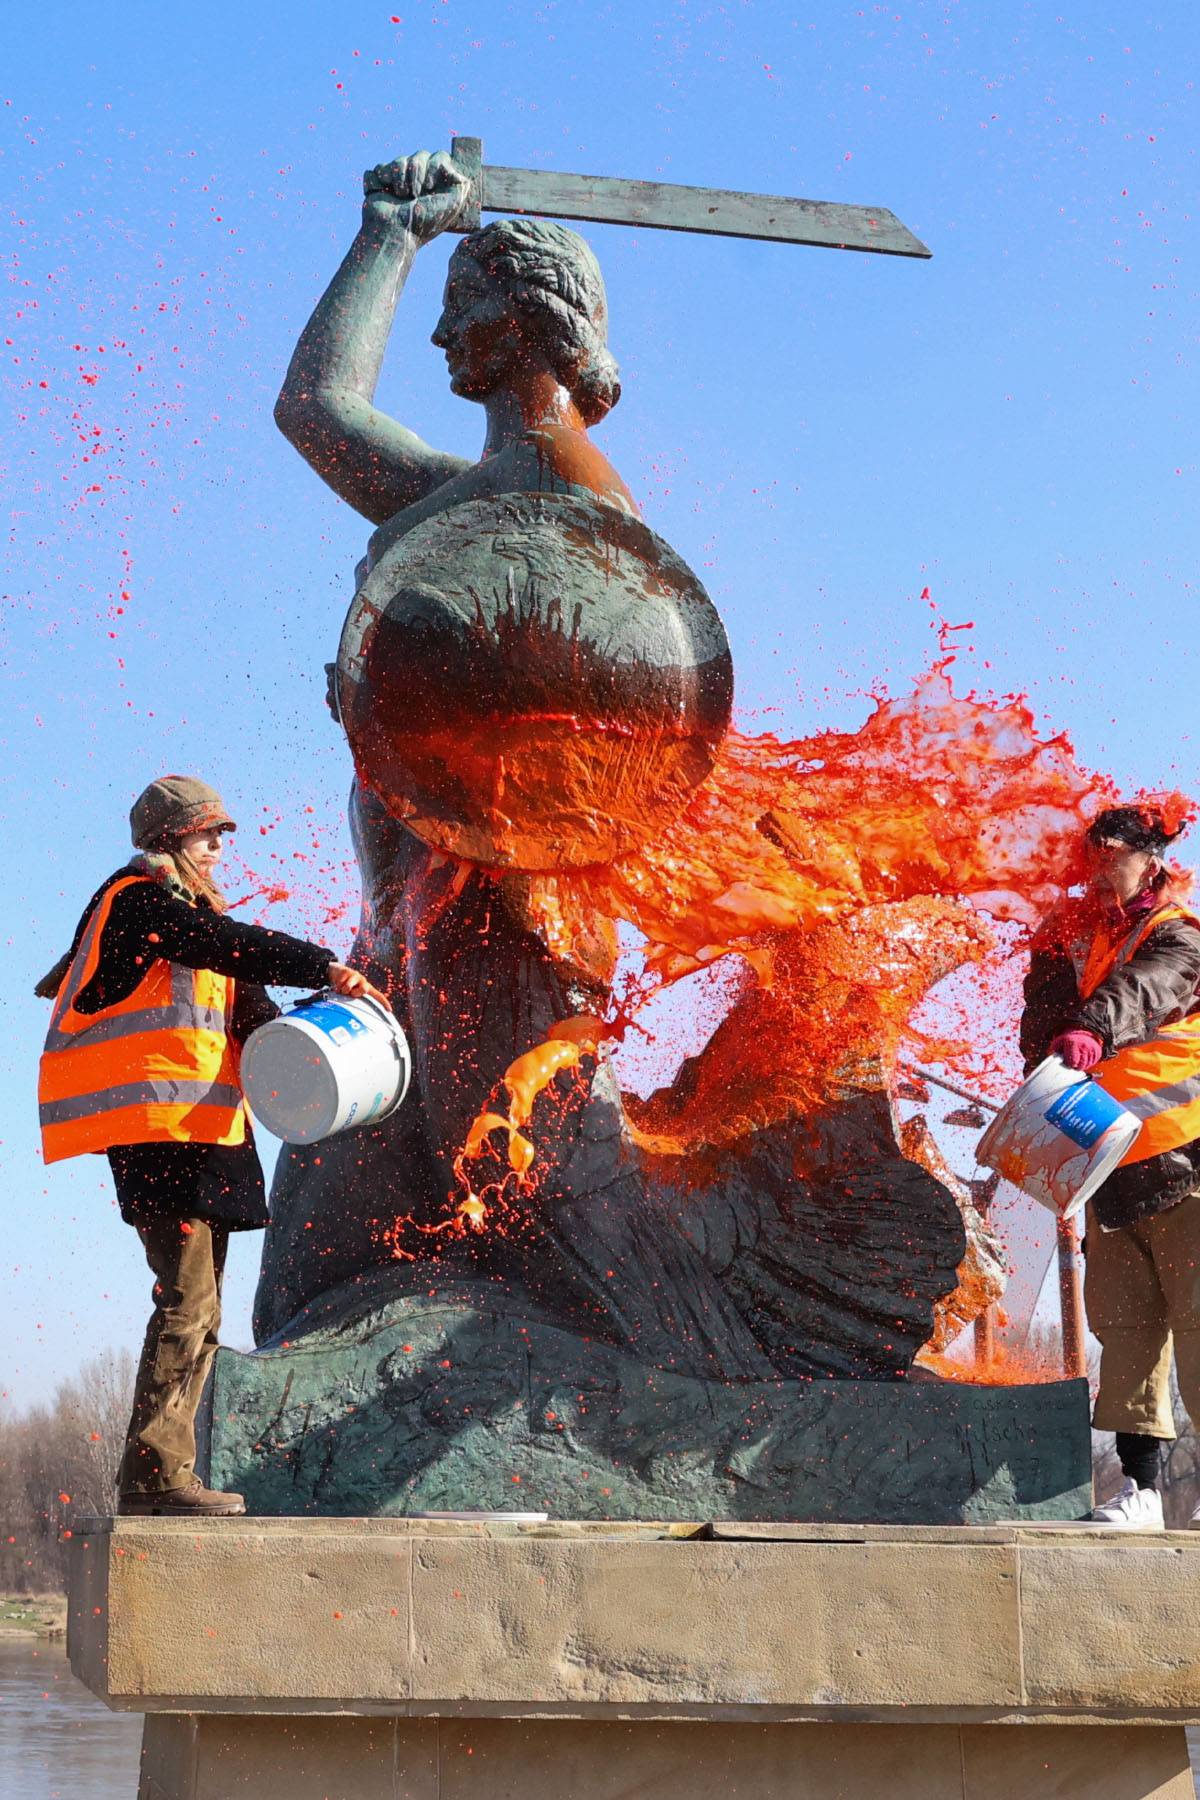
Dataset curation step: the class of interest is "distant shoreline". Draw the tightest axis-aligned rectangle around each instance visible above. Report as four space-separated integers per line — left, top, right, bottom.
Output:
1 1593 67 1639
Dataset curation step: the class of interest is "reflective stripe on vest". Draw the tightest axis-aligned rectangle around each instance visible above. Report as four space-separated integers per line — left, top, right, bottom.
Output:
40 1080 245 1127
42 959 227 1053
38 874 245 1164
1094 1020 1200 1164
1081 906 1200 1165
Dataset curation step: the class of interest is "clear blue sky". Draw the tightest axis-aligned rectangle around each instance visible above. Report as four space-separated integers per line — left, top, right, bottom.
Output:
2 1 1197 1405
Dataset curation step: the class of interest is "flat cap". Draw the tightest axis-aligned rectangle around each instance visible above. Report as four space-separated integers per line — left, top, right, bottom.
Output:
130 776 236 850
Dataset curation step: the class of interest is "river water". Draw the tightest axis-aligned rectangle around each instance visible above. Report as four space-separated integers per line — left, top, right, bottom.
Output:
1 1636 141 1799
4 1630 1200 1798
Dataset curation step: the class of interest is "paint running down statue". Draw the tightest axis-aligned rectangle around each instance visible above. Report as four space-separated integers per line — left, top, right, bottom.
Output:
255 147 991 1401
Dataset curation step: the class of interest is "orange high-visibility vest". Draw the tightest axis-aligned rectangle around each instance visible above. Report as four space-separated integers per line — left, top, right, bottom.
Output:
38 874 246 1164
1077 903 1200 1167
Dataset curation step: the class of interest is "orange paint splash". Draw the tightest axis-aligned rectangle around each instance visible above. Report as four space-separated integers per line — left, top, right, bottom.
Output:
404 659 1194 1304
456 665 1189 1184
914 1342 1063 1387
455 1013 610 1207
225 881 291 911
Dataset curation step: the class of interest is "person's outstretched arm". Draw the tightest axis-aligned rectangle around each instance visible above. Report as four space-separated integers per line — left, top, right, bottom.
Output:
77 884 389 1013
274 150 474 524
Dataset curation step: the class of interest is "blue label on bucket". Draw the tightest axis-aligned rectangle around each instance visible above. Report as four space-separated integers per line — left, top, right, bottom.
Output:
290 999 369 1043
1044 1079 1125 1149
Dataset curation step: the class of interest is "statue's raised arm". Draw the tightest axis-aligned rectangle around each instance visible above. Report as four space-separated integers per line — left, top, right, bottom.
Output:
275 148 637 538
274 151 474 524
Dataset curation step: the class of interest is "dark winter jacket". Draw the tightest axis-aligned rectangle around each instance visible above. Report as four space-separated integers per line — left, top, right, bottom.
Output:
58 866 335 1023
47 864 335 1229
1020 894 1200 1230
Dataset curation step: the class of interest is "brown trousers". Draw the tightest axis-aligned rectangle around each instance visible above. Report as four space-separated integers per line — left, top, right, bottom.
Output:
118 1217 228 1496
1085 1191 1200 1439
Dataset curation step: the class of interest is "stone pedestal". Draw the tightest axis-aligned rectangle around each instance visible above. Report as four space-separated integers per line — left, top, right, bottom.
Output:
68 1518 1200 1800
133 1716 1192 1800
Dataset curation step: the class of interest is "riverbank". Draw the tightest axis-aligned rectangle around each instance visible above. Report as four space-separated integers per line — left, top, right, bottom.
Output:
1 1593 67 1638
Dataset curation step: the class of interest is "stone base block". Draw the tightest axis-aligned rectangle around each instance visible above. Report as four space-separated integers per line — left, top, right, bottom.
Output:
205 1295 1092 1522
138 1715 1194 1800
69 1520 1200 1800
69 1517 1200 1720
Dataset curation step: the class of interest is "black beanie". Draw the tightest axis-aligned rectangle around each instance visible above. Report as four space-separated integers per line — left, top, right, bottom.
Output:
1086 806 1180 855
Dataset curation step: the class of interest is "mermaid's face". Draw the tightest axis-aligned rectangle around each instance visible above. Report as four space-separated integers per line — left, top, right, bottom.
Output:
431 253 523 399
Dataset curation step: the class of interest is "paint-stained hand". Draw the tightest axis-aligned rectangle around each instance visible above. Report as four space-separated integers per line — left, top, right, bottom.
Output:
363 151 473 242
327 961 394 1012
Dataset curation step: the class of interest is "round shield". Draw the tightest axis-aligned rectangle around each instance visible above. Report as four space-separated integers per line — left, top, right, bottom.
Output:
336 492 733 871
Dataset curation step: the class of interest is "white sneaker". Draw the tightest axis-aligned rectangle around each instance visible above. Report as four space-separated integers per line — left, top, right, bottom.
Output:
1089 1477 1164 1529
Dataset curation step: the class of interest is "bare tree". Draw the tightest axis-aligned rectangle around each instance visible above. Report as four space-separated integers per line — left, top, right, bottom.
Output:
0 1349 134 1594
52 1348 136 1515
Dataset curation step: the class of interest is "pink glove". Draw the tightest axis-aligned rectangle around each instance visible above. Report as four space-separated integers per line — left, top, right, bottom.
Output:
1050 1030 1104 1071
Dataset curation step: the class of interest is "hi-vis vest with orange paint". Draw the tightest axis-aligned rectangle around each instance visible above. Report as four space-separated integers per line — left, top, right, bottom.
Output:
38 874 246 1164
1070 903 1200 1167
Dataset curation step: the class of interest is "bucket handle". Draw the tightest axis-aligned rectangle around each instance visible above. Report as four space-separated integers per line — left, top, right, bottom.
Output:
357 992 400 1030
293 985 396 1027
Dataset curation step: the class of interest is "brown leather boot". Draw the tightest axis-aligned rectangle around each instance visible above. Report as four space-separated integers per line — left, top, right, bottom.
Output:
118 1478 246 1517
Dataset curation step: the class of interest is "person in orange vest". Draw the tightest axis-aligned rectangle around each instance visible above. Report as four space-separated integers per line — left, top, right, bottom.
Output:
37 776 390 1519
1021 804 1200 1528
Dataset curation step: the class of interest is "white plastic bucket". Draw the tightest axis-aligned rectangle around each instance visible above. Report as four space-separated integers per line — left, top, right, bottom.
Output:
241 991 411 1145
975 1055 1142 1218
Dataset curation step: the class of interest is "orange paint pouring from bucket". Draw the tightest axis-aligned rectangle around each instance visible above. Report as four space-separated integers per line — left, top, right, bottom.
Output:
439 661 1191 1236
914 1343 1063 1387
451 1014 609 1228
